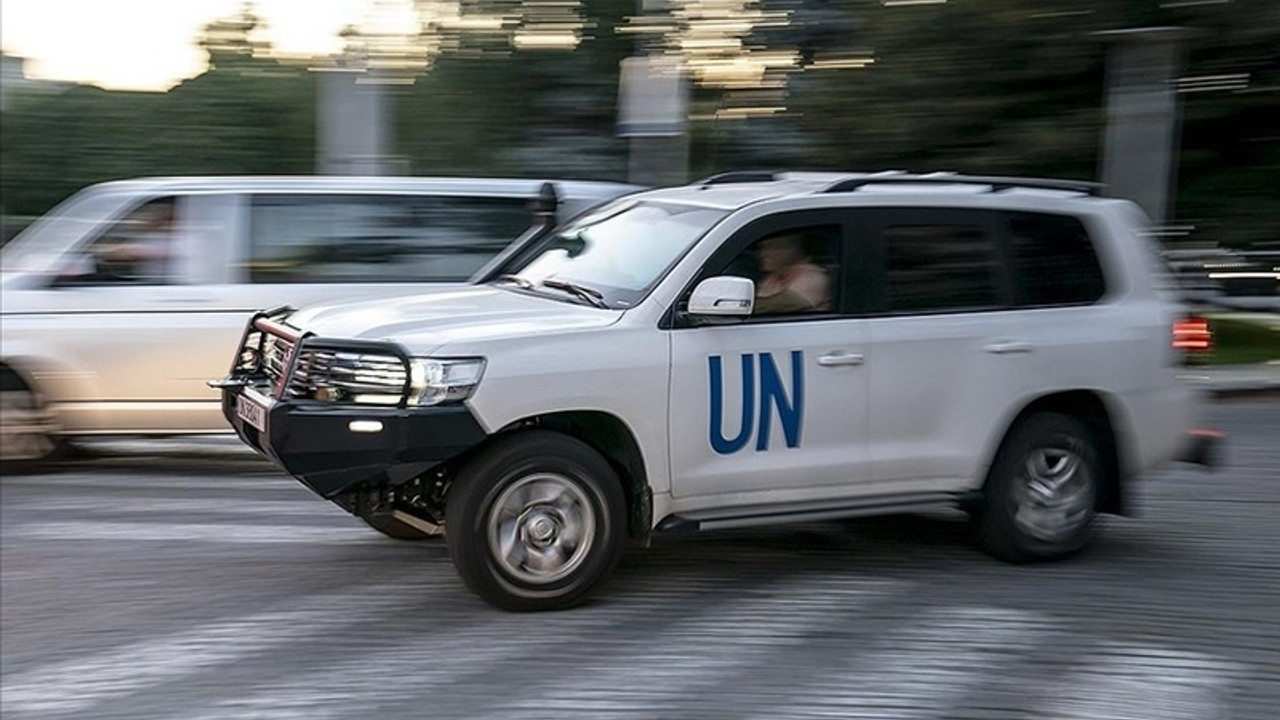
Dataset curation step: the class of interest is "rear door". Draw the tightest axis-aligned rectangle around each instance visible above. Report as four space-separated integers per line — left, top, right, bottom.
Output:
860 208 1039 491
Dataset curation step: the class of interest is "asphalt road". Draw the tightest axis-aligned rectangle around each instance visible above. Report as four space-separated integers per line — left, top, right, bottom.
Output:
2 398 1278 720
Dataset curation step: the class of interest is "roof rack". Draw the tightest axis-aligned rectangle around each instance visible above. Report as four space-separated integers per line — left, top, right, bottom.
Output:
823 174 1104 196
695 171 779 186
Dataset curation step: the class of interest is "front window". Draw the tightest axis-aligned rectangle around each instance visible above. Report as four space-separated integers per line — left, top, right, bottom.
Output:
496 200 727 308
1 190 135 275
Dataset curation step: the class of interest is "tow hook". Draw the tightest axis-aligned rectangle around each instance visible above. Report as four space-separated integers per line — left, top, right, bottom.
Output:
1179 429 1224 470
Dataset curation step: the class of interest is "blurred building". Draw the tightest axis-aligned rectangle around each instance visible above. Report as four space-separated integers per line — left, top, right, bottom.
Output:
0 54 71 113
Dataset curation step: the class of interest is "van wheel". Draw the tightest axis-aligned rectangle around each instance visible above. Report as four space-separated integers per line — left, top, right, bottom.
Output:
975 412 1100 563
446 430 626 612
0 380 61 469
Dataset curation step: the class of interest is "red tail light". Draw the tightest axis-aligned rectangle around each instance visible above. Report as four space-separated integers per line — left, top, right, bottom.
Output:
1173 316 1212 351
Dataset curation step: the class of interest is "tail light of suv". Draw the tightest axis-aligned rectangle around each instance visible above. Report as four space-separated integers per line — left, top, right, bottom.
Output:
1172 315 1213 365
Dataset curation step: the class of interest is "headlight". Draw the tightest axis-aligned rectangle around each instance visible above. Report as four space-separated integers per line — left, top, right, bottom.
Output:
409 358 486 406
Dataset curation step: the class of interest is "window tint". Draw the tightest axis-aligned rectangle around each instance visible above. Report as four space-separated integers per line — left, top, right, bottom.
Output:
883 224 1002 312
722 225 841 317
248 194 531 283
1006 212 1106 306
59 198 179 285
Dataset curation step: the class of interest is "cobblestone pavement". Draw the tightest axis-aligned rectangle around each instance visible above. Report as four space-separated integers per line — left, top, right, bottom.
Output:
2 399 1276 720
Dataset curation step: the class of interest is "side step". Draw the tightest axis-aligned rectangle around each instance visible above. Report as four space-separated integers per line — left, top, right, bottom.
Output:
656 493 963 533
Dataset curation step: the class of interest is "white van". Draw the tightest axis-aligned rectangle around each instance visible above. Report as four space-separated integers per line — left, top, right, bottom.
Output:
0 175 640 462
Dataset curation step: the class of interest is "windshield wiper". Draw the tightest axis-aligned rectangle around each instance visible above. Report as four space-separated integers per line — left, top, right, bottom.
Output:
493 274 535 290
541 278 610 308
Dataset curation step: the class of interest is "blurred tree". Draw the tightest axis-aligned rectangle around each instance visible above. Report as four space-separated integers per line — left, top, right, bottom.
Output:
199 2 270 69
0 2 315 215
2 0 1276 246
693 0 1278 246
395 0 635 179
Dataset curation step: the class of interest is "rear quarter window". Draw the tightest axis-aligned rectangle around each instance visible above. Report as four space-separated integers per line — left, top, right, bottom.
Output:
1006 211 1106 306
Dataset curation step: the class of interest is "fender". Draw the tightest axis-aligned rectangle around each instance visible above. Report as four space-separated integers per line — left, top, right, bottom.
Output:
0 337 101 406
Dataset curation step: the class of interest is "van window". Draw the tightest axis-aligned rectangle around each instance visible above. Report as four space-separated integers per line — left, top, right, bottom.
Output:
1006 212 1106 306
247 194 531 283
58 198 181 285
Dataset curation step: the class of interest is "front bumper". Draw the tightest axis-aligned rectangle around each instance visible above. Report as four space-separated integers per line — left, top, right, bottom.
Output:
220 386 487 498
213 308 488 498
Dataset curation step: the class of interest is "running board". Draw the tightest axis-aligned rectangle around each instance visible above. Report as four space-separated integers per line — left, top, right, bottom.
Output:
656 493 963 533
391 510 444 537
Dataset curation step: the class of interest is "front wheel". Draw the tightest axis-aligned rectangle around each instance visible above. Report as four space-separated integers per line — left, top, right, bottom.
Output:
446 430 627 611
975 412 1101 563
0 381 61 471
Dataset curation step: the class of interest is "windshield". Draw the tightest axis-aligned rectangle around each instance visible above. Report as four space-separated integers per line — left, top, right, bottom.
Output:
1 189 135 274
496 200 727 308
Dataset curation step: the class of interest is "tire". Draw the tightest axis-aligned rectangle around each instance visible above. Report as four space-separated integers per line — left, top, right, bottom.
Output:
446 430 627 612
358 511 444 540
0 380 61 471
975 412 1101 563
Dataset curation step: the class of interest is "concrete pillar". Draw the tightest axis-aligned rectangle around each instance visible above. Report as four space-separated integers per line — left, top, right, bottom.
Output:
316 70 394 175
1095 27 1196 225
618 53 690 187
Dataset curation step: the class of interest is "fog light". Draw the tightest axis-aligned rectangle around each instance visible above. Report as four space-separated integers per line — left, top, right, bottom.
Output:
348 420 384 434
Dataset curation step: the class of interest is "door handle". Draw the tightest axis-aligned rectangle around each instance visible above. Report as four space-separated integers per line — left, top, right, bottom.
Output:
983 340 1034 354
817 352 865 367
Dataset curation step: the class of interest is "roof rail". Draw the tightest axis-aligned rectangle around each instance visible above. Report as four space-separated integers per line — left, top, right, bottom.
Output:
823 174 1104 196
696 171 779 186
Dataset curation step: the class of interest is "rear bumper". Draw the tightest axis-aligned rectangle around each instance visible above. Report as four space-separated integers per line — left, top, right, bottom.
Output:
221 386 487 498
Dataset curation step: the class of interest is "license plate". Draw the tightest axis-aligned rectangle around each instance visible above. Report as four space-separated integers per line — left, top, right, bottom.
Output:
236 392 269 432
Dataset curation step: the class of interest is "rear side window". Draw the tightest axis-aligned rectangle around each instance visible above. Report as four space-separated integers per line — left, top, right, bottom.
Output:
1006 212 1106 306
883 223 1003 313
247 194 531 283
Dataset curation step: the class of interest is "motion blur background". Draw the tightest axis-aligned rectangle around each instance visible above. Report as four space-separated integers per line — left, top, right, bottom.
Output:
2 0 1278 280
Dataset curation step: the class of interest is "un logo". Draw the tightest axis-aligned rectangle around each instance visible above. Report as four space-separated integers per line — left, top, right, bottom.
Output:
708 351 804 455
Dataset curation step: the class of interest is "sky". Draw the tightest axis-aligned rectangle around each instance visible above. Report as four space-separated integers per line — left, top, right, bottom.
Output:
1 0 403 92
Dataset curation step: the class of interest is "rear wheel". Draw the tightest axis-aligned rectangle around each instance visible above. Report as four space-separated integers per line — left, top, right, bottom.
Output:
446 430 626 611
0 372 60 469
975 412 1101 563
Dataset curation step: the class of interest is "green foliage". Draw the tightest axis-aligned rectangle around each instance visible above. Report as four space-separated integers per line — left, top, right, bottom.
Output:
1 0 1276 247
1208 316 1280 365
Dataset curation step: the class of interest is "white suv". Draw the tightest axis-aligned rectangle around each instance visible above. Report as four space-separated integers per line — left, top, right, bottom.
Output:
216 172 1215 611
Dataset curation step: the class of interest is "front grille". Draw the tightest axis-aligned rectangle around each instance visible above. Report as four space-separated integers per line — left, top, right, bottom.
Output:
287 349 408 405
230 309 408 405
235 329 265 373
262 334 296 389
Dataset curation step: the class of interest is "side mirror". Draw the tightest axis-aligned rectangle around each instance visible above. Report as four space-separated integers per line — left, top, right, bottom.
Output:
689 276 754 316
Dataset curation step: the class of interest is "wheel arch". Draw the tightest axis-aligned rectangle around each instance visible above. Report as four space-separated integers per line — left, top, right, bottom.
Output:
0 359 45 398
491 410 653 542
0 340 90 405
983 390 1127 515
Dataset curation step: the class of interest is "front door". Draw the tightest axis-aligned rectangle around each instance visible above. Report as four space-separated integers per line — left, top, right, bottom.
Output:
668 211 871 504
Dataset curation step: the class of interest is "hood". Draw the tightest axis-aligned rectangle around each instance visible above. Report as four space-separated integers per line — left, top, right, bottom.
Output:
284 286 623 354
